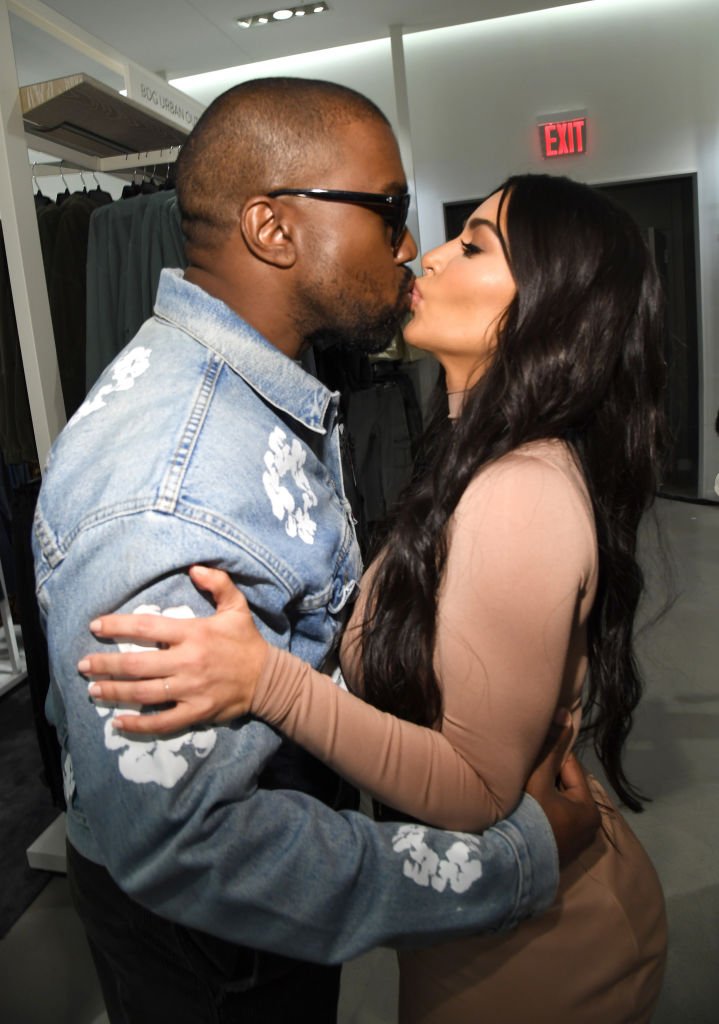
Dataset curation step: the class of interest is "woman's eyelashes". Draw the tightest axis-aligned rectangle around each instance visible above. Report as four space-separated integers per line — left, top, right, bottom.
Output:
461 240 481 257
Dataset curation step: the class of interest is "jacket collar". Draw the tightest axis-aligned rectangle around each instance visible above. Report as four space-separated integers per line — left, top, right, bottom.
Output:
154 269 335 434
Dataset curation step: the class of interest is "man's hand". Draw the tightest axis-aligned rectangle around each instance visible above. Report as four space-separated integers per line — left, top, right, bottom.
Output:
526 714 601 868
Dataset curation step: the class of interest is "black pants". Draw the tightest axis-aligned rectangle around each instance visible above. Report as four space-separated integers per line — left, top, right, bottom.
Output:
67 842 341 1024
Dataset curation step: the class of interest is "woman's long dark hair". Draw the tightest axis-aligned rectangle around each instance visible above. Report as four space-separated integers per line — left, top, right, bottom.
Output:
360 173 668 812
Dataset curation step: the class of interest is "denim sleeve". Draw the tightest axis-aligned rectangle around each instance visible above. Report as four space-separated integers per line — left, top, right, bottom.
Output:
36 514 558 964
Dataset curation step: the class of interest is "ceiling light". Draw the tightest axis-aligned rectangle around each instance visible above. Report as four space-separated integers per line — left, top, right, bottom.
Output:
236 4 330 29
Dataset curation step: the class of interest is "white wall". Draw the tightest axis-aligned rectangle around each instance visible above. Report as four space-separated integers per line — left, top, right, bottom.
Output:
173 39 399 133
174 0 719 497
404 0 719 497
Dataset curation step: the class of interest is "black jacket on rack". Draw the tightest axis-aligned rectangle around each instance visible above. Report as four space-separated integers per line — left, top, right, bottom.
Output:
312 347 424 555
41 187 112 417
85 188 186 390
0 223 37 465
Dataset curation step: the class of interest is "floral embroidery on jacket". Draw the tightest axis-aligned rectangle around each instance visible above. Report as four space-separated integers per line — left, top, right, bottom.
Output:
262 426 318 544
391 824 485 893
72 346 152 424
91 603 217 788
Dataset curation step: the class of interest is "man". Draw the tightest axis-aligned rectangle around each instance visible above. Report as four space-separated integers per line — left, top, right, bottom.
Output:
34 79 596 1023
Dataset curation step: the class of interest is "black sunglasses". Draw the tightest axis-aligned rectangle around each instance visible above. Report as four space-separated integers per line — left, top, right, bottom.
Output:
267 188 411 250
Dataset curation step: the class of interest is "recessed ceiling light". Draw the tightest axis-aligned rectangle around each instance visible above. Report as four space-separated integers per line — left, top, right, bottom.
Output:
236 4 330 29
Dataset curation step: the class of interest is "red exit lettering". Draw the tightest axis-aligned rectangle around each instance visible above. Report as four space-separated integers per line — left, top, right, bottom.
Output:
540 118 586 158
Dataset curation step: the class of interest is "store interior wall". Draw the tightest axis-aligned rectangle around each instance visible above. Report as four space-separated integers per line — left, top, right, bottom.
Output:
168 0 719 500
7 0 719 493
403 0 719 499
1 3 717 1014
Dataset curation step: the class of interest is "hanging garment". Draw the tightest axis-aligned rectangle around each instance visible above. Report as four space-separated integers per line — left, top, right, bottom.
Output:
311 348 424 548
0 224 37 464
85 189 186 390
0 454 14 596
345 364 423 529
1 185 113 460
46 189 112 417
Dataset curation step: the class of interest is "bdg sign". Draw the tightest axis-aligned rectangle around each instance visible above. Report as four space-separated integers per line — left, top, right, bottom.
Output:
538 114 587 158
126 64 205 133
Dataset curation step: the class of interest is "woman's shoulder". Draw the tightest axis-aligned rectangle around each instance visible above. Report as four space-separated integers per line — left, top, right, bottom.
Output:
513 438 589 492
468 438 587 496
456 439 595 543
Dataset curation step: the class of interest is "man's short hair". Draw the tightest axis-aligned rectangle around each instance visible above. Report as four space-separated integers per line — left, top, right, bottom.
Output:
176 77 390 251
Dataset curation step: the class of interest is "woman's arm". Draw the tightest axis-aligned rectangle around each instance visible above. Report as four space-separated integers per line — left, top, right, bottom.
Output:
83 451 594 833
82 581 499 830
249 450 594 828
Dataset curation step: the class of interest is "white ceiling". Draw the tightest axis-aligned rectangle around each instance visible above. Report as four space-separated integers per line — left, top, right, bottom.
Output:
10 0 591 82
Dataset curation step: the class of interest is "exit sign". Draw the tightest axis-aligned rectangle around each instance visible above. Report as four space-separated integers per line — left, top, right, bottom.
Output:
537 111 588 158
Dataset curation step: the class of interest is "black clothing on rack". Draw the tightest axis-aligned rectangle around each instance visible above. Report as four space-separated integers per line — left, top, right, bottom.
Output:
45 189 112 416
313 347 424 554
85 189 186 389
0 224 37 465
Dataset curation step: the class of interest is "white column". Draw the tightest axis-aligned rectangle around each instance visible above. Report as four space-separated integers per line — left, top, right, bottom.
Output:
390 25 421 257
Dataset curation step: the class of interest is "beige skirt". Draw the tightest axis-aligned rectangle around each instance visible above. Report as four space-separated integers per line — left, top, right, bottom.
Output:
398 778 667 1024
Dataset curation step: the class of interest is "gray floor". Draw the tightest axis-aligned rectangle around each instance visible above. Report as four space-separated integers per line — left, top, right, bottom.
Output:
0 497 716 1023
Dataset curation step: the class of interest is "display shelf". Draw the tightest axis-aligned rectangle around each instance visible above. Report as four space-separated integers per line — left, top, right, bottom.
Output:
1 0 201 466
21 72 189 157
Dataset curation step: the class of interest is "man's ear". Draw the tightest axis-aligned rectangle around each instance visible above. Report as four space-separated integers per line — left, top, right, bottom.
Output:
240 197 297 268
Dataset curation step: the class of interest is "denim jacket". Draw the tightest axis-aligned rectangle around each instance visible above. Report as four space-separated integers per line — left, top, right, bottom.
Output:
33 269 558 964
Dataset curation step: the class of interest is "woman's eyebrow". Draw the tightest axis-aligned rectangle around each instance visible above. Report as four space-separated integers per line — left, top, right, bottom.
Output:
465 216 501 238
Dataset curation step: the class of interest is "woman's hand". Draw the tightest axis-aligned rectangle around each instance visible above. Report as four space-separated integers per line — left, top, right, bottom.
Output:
79 566 269 734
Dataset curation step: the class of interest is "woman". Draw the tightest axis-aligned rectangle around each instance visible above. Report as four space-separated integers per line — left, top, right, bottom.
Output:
82 173 668 1022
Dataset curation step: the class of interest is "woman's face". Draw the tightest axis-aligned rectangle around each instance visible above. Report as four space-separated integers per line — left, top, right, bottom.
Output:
405 190 516 390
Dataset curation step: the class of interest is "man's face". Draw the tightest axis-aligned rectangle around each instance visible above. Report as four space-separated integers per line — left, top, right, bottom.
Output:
290 119 418 354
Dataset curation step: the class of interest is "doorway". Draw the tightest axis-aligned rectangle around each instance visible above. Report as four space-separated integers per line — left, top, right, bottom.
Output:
598 175 700 498
443 174 701 497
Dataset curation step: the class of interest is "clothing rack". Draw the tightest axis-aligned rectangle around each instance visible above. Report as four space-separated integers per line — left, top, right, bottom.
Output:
31 146 182 173
0 0 203 870
30 145 182 194
0 0 202 467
